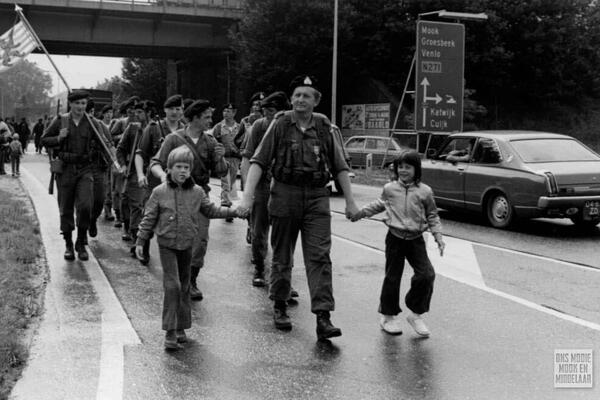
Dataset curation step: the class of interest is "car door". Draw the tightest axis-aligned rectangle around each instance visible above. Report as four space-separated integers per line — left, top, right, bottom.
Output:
463 138 503 212
345 137 366 168
425 137 476 209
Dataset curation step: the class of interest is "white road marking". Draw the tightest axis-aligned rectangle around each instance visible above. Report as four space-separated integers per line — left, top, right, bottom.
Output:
20 168 140 400
332 233 600 332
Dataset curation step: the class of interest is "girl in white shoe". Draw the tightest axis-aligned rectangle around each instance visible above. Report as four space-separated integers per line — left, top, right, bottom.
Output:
351 150 445 336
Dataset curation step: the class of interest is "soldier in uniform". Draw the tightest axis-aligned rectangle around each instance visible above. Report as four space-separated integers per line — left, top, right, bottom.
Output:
150 100 228 301
240 91 289 287
99 104 116 221
116 100 151 247
212 103 241 219
239 76 359 340
100 104 113 129
41 90 106 261
133 94 185 264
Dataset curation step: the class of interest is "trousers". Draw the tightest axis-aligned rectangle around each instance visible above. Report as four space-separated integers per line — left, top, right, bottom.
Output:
56 165 93 234
159 245 192 331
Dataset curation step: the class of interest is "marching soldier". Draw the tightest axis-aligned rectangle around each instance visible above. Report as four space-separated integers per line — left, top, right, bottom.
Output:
149 100 228 301
100 104 116 221
133 94 185 264
240 91 289 287
41 90 106 261
239 76 359 340
116 100 151 247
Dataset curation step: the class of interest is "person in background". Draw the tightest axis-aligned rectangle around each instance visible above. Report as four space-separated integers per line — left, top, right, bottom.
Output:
33 118 45 154
9 133 23 177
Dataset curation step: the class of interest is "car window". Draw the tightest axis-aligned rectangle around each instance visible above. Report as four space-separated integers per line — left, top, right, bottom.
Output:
366 138 378 150
472 139 503 164
375 139 389 150
346 137 366 150
438 138 475 160
511 139 599 162
393 135 417 151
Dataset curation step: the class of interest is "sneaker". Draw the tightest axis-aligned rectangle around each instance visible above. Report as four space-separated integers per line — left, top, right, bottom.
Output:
190 285 203 301
316 311 342 340
164 330 182 350
379 315 403 335
176 329 187 343
274 307 292 330
406 312 430 337
252 269 266 287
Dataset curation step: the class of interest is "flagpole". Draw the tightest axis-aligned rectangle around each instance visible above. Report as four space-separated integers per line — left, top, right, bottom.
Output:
13 4 71 92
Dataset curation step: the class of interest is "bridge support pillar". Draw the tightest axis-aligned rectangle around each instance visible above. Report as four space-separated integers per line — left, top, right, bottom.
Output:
166 59 178 97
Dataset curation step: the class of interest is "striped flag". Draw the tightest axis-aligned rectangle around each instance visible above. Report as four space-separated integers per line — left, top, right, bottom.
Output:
0 20 39 73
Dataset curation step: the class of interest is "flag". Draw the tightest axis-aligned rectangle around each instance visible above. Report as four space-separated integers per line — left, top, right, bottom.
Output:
0 20 39 73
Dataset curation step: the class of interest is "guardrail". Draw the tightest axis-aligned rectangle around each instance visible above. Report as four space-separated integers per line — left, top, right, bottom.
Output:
78 0 244 9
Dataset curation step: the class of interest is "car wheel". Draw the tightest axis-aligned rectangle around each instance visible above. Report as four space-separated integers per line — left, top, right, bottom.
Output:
486 192 514 228
334 179 344 195
569 216 599 229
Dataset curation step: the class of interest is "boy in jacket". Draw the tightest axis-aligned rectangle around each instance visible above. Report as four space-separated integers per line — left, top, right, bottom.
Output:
136 145 243 350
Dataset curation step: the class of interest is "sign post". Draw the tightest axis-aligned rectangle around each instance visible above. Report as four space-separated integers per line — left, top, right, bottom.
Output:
415 20 464 132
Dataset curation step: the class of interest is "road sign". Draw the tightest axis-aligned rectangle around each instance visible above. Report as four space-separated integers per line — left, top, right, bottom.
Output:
415 20 464 132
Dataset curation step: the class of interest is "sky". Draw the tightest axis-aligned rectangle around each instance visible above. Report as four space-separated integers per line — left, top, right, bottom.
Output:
29 54 123 96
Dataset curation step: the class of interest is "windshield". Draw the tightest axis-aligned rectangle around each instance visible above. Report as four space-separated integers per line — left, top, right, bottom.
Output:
511 139 599 162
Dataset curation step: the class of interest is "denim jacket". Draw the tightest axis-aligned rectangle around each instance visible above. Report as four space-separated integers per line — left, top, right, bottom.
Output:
359 180 442 240
137 175 235 250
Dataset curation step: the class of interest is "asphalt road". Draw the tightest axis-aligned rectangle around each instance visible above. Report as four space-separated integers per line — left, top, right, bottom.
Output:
12 153 600 400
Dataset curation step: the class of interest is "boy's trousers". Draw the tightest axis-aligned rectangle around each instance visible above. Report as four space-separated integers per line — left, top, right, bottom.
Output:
159 245 192 331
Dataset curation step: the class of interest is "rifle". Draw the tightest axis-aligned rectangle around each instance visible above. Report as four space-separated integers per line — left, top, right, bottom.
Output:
120 122 142 194
85 112 120 172
48 100 60 195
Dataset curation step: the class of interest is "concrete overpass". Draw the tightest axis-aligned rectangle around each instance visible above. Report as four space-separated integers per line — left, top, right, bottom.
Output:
0 0 244 58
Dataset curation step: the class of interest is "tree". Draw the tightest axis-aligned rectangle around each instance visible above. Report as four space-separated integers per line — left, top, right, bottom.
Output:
94 75 130 105
121 58 166 105
0 60 52 117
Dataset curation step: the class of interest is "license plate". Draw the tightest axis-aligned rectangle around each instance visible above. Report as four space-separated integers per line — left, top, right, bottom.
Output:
583 201 599 219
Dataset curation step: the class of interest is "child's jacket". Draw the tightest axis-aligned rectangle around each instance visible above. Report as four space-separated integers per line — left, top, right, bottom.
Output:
9 140 22 157
360 180 442 240
137 175 235 250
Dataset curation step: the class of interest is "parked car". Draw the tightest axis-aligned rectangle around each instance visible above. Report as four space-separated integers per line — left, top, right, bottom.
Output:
421 130 600 229
344 135 411 168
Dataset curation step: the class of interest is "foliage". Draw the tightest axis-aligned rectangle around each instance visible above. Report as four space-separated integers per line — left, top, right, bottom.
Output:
94 75 130 105
120 58 167 105
0 60 52 117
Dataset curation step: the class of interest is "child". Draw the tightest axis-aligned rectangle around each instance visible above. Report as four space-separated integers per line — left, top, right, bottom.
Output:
135 145 243 350
351 150 445 337
9 133 23 177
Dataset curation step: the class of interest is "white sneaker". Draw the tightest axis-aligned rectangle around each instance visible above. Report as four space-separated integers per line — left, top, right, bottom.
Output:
379 315 403 335
406 312 430 337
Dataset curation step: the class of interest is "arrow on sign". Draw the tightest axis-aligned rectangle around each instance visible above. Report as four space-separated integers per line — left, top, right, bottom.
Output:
420 77 442 104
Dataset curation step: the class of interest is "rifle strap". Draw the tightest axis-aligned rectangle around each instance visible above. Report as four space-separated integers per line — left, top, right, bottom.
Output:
176 131 208 173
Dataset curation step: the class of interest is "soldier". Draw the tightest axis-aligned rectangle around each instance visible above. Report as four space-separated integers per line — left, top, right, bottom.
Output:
41 90 106 261
133 94 185 264
100 104 116 221
212 103 240 219
100 104 113 129
239 76 359 340
116 100 151 247
33 118 44 154
240 91 289 287
149 100 228 301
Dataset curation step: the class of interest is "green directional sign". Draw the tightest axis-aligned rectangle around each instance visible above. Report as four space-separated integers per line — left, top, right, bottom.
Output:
415 21 464 132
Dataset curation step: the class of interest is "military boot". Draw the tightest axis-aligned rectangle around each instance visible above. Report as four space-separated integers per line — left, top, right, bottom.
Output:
190 282 203 301
114 209 122 228
252 262 266 287
139 240 150 266
316 311 342 341
63 232 75 261
88 219 98 238
103 205 115 221
273 301 292 330
75 229 89 261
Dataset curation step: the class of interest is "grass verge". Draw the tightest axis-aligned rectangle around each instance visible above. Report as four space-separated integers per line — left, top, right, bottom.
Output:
0 178 47 400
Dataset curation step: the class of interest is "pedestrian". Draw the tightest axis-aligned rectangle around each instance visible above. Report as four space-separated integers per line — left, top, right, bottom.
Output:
41 90 105 261
33 118 45 154
9 133 23 176
0 118 10 175
212 103 241 219
149 99 228 301
17 117 30 153
350 150 445 337
240 91 289 287
116 100 151 246
239 76 359 340
134 94 185 265
136 145 242 350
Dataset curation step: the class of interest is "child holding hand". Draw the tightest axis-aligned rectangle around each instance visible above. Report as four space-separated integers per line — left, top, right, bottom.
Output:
351 150 444 337
136 145 244 350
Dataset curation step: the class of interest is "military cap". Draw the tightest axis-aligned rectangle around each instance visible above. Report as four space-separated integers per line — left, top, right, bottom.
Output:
164 94 183 109
289 75 318 94
184 99 212 120
250 92 265 103
127 96 140 104
67 90 90 102
101 104 113 115
261 91 289 111
222 103 236 110
183 98 195 110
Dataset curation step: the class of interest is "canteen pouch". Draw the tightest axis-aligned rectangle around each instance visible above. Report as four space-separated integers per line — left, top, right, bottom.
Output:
50 158 64 174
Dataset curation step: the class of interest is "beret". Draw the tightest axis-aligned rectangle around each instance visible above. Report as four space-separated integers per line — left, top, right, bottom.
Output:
261 91 289 111
101 104 113 114
85 99 95 112
184 99 212 120
67 90 90 102
289 75 318 94
182 98 195 110
250 92 265 103
164 94 183 109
